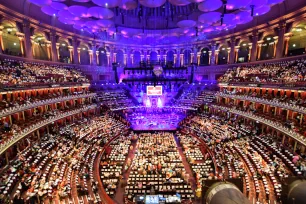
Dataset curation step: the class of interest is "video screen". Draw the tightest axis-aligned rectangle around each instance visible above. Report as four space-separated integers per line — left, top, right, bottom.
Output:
147 86 163 96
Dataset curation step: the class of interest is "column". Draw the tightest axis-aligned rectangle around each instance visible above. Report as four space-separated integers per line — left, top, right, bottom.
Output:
22 20 33 59
227 48 231 64
130 54 134 66
68 46 73 63
173 54 177 67
193 47 198 63
273 36 278 58
140 54 144 62
30 36 35 58
229 37 236 64
251 30 258 62
72 37 79 64
157 54 161 63
16 33 25 57
196 52 200 65
0 26 4 53
191 52 194 63
124 53 127 66
284 33 293 56
77 48 81 64
88 50 93 65
50 30 58 62
96 51 99 65
234 46 240 63
211 44 216 65
92 42 97 65
106 52 110 66
163 54 166 64
276 22 286 59
248 43 252 62
215 50 219 64
180 53 184 66
46 41 52 61
56 43 60 60
257 40 264 60
113 52 117 63
208 51 212 65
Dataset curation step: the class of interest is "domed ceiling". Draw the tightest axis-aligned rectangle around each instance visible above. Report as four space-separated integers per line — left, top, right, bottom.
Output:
28 0 284 45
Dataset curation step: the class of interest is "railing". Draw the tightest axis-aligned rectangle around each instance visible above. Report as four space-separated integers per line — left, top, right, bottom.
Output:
110 105 197 111
0 82 91 92
0 93 96 118
216 92 306 115
220 81 306 88
211 105 306 146
0 104 97 155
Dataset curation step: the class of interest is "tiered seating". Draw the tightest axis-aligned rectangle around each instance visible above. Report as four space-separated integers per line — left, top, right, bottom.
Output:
96 89 136 109
0 58 89 87
125 132 194 202
219 58 306 83
100 135 131 197
0 115 128 203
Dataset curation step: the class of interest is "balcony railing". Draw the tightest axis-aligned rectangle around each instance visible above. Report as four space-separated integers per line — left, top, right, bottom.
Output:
216 92 306 115
0 93 97 118
0 104 97 155
211 105 306 146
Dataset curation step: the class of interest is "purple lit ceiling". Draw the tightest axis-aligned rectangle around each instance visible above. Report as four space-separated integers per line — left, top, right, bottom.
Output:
28 0 285 44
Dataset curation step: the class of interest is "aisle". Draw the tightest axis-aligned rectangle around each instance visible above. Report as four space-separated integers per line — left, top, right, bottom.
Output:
113 138 138 204
173 134 201 204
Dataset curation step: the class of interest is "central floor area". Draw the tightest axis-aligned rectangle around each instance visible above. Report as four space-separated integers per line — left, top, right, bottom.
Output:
100 131 209 203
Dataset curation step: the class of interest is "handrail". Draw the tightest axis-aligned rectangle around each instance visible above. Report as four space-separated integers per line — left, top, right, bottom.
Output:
0 104 97 155
110 105 197 111
215 92 306 115
211 105 306 146
0 93 96 118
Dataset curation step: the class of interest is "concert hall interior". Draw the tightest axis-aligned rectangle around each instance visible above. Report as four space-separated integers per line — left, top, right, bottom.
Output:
1 0 306 203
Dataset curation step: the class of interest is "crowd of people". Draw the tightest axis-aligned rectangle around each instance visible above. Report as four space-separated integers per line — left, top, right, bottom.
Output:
180 112 306 202
219 58 306 83
0 114 128 203
0 58 89 87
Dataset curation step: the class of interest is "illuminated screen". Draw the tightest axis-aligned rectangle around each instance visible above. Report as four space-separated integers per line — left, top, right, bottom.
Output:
147 86 162 95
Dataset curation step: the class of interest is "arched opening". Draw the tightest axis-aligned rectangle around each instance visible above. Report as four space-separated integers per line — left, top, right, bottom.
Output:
260 35 275 60
218 45 229 65
98 47 108 66
116 49 124 67
1 20 22 56
79 44 90 65
133 51 141 66
167 50 174 64
237 41 250 63
57 40 70 63
150 51 158 63
200 48 210 65
32 33 50 61
183 49 192 65
288 24 306 56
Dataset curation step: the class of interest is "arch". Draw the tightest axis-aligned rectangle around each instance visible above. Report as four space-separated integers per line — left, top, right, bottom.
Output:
166 50 174 64
287 22 306 56
32 32 49 60
133 50 141 66
183 49 192 65
237 41 251 63
150 51 158 63
98 47 108 66
79 43 90 65
200 47 210 65
0 19 22 56
116 49 124 66
57 38 70 63
260 35 275 60
218 44 229 65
